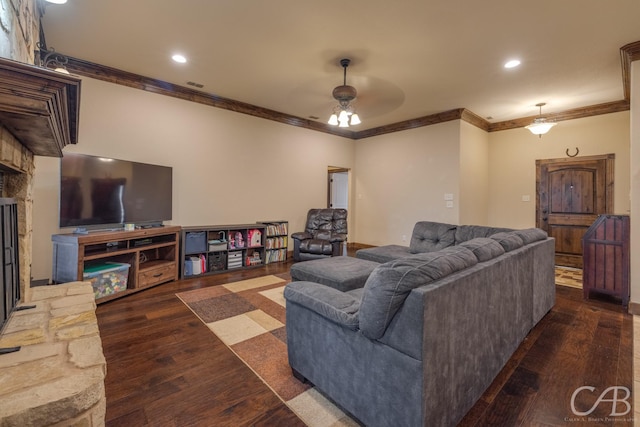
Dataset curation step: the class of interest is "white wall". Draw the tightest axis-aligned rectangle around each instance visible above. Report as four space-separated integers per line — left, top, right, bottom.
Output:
353 121 461 246
488 111 630 229
32 77 355 281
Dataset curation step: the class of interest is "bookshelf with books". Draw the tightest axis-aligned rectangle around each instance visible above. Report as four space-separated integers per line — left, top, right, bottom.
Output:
259 220 289 264
180 224 266 279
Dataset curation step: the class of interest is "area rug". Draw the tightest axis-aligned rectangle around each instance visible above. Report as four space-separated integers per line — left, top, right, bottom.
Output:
554 266 583 289
176 275 358 427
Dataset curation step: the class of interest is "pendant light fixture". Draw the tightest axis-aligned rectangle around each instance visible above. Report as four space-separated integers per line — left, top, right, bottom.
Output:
525 103 557 137
328 59 361 127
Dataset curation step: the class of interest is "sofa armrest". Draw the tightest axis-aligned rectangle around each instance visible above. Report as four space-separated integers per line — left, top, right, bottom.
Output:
284 281 360 330
291 231 313 241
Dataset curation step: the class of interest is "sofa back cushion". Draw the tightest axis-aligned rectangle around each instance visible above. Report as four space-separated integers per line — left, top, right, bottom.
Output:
490 232 525 252
458 237 505 262
454 225 513 244
513 227 548 244
409 221 456 254
359 246 477 339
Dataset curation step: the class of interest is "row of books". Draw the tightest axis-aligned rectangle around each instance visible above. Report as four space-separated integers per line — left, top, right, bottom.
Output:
265 249 287 264
264 223 288 236
265 236 287 249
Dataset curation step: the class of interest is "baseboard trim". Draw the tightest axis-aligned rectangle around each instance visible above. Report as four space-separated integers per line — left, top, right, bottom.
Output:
348 242 376 250
627 302 640 315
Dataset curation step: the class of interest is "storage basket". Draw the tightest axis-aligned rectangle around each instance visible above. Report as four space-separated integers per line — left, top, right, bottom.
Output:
185 231 207 254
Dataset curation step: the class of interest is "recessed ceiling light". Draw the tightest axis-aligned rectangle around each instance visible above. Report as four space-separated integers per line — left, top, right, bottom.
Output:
45 0 67 3
504 59 521 69
172 54 187 64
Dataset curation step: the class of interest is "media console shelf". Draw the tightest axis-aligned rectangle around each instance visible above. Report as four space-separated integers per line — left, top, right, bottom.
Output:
180 224 267 279
52 226 181 304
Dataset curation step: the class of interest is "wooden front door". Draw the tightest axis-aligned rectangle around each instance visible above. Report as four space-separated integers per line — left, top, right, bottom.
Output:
536 154 614 268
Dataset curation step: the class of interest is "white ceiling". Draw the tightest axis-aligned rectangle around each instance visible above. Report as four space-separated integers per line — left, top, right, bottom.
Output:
41 0 640 131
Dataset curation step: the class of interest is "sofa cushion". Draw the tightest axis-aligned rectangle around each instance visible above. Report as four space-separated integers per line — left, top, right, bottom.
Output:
490 232 525 252
359 246 477 339
284 281 360 330
356 245 412 263
409 221 457 254
290 256 379 292
513 227 548 244
454 225 512 243
458 237 505 262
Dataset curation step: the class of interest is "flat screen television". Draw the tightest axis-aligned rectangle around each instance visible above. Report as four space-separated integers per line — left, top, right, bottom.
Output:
60 153 172 228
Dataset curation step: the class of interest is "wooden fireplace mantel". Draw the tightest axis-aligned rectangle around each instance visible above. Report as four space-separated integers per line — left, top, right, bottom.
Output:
0 57 81 157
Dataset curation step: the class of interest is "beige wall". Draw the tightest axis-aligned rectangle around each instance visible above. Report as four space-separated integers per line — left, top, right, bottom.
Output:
459 120 490 225
32 77 356 281
630 61 639 306
353 121 461 247
31 75 633 283
488 111 631 229
352 111 630 248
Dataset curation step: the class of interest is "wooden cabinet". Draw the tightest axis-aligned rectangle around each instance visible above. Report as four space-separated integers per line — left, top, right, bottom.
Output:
582 214 630 306
180 224 267 279
259 220 288 264
52 226 181 303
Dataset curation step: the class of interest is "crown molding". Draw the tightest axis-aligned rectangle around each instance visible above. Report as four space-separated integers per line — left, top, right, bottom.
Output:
64 56 356 140
621 41 640 101
62 42 638 141
488 100 630 132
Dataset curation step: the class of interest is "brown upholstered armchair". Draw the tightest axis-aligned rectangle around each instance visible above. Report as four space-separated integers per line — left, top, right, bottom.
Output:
291 208 348 261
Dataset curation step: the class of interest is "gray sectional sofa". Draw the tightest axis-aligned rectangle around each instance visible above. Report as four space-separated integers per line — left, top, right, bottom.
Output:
355 221 514 263
284 222 556 427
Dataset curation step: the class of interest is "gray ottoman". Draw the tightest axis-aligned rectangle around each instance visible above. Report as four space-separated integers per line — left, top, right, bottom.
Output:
290 256 380 292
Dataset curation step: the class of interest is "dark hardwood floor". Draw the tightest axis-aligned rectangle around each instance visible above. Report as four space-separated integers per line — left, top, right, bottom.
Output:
97 253 633 427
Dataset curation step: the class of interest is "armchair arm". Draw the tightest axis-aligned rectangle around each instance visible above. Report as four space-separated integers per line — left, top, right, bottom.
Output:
329 233 347 243
291 231 313 241
284 282 360 330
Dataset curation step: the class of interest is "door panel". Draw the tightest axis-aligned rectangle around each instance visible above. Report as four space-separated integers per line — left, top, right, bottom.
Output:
549 169 596 214
330 172 349 209
536 155 614 268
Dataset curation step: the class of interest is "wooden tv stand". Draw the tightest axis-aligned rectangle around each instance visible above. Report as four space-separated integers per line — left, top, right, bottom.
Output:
52 226 181 303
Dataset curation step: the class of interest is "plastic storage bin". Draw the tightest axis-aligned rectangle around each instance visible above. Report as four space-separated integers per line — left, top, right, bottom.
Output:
83 262 130 299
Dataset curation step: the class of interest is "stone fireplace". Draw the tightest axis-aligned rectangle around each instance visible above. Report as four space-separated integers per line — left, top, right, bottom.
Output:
0 1 106 425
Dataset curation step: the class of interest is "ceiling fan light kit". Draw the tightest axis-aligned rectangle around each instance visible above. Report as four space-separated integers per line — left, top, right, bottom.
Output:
328 58 361 128
525 102 557 137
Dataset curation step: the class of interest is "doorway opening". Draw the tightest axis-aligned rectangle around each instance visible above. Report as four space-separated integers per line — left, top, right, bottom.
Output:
328 167 349 210
328 167 349 255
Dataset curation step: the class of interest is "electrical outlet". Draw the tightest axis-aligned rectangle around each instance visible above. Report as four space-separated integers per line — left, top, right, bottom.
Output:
402 234 407 242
